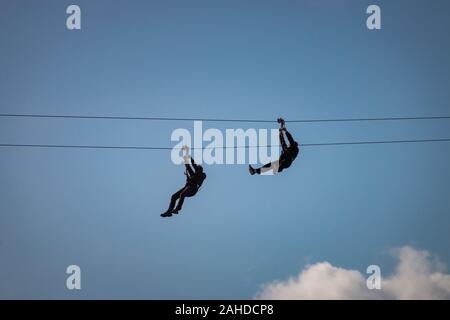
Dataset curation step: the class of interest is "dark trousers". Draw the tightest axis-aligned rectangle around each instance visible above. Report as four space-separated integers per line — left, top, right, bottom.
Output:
256 154 293 174
167 184 198 212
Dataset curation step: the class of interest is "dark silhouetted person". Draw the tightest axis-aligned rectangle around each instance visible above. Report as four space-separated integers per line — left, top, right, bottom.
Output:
161 146 206 217
248 118 299 175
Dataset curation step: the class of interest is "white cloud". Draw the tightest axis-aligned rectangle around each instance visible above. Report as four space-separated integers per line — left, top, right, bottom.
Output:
256 246 450 300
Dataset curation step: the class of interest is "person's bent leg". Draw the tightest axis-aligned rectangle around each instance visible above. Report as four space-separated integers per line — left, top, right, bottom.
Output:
174 186 197 212
166 187 185 212
251 160 279 174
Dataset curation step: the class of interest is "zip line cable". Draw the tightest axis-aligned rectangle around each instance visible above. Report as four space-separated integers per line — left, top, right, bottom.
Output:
1 113 450 123
1 138 450 150
2 113 450 150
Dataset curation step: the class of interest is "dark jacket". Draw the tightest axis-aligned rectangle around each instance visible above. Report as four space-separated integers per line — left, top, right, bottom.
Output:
185 159 206 189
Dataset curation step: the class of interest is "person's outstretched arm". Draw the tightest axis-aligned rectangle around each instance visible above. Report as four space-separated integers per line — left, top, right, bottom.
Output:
185 161 195 177
191 157 204 173
284 129 296 146
182 145 195 176
280 130 288 152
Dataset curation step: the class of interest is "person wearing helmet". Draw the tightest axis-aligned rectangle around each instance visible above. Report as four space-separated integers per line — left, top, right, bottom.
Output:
161 146 206 217
248 118 299 175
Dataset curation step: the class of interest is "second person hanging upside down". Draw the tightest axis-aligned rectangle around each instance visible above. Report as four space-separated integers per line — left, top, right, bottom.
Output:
249 118 299 175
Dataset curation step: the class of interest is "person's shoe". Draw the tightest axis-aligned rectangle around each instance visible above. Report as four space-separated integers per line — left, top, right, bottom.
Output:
248 165 256 175
160 211 173 217
171 209 180 215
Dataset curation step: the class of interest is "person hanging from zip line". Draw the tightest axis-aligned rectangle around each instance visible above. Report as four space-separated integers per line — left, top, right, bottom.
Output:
248 118 299 175
161 145 207 217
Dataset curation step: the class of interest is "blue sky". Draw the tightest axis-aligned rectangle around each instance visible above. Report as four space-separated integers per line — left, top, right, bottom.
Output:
1 0 450 299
